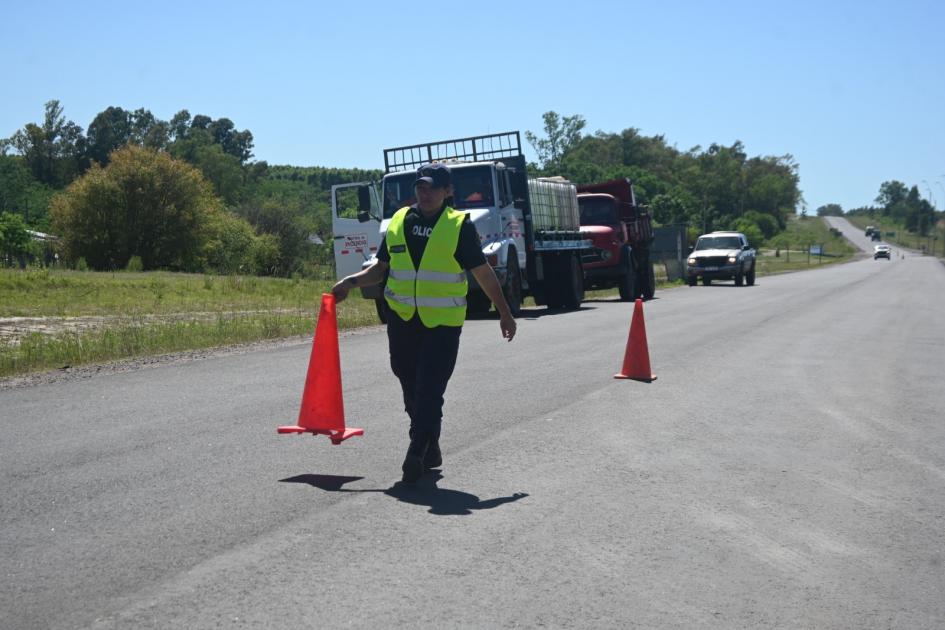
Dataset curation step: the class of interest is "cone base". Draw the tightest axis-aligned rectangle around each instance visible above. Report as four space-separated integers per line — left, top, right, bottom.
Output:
276 426 364 444
614 373 657 382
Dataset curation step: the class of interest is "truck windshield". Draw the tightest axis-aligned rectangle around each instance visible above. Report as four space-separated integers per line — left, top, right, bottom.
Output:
695 236 743 250
579 197 618 225
451 166 495 210
381 165 495 217
382 173 418 219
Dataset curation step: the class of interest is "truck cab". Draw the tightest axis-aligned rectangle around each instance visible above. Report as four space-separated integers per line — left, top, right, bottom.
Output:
576 179 654 301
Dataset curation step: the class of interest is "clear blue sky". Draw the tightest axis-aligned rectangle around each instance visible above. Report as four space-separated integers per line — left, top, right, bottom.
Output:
3 0 944 213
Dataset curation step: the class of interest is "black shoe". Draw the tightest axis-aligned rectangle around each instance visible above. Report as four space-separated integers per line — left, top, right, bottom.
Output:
401 435 430 484
423 441 442 469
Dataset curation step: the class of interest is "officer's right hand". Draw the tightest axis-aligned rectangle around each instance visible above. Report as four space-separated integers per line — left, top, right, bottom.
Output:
331 278 352 303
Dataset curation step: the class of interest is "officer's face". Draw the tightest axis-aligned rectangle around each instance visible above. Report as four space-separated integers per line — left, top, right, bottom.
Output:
415 181 452 214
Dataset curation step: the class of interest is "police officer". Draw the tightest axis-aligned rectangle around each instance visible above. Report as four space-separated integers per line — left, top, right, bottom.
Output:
332 163 516 483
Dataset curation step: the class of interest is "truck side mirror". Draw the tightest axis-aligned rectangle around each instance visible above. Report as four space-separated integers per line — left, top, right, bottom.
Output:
357 186 372 213
357 211 371 223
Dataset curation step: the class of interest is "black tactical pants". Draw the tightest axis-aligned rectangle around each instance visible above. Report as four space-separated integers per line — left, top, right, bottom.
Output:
386 310 462 442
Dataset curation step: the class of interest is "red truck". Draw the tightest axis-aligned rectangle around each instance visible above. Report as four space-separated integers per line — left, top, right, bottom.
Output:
577 179 655 300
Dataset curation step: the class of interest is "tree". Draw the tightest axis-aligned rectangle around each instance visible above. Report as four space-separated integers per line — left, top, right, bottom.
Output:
816 203 844 216
0 155 55 228
4 100 86 187
876 180 908 215
0 211 31 266
202 210 275 274
50 145 221 270
86 106 134 166
235 198 313 276
525 111 586 171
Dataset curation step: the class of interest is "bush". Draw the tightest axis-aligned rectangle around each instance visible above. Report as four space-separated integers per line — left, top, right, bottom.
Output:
50 145 221 271
125 255 144 272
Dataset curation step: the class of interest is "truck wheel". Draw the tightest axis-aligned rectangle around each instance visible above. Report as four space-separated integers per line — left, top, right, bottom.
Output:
560 253 584 310
503 251 523 317
734 272 744 287
746 264 756 286
688 276 697 287
643 263 656 300
702 277 711 286
618 268 636 301
375 298 388 324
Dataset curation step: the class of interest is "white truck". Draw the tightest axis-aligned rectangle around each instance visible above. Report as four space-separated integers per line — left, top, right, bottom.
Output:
330 132 592 321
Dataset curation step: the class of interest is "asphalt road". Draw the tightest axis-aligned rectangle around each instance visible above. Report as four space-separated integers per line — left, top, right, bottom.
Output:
3 218 944 629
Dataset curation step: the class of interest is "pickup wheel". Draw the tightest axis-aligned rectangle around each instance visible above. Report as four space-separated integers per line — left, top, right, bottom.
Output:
734 271 744 286
688 276 697 287
746 263 756 286
503 252 523 316
702 277 711 286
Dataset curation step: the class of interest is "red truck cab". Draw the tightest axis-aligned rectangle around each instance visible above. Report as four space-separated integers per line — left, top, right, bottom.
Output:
577 179 655 300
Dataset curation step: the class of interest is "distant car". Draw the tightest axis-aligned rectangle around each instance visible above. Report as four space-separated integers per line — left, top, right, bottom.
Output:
871 231 881 241
865 225 876 237
874 245 891 260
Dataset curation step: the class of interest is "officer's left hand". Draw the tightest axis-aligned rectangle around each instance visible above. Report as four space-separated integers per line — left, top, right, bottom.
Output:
499 313 516 342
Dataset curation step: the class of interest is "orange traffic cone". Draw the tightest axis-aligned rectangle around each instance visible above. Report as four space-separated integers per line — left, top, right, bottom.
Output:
277 293 363 444
614 298 656 382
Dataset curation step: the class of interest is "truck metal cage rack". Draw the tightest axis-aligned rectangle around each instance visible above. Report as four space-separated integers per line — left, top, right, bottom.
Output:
384 131 523 173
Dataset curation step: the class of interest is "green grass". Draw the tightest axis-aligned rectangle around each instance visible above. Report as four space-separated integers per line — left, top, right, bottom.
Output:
756 214 858 275
0 269 380 378
0 268 332 317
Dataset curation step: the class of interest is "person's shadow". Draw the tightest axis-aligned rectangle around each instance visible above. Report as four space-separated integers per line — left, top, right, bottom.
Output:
280 473 528 516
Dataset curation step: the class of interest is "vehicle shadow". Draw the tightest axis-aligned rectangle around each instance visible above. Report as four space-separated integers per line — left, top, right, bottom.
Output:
466 305 596 321
280 473 528 516
582 296 662 303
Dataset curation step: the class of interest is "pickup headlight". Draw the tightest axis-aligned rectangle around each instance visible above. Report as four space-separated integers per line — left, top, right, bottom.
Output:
727 256 737 263
687 257 697 265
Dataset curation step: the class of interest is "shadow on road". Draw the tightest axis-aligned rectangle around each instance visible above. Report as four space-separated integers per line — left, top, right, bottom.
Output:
465 305 596 321
280 473 528 516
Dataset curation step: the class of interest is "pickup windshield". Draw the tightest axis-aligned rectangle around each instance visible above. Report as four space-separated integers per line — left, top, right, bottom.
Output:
695 236 743 250
382 166 495 218
579 197 618 225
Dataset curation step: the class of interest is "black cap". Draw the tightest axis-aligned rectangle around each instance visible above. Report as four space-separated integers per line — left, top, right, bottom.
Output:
414 163 451 188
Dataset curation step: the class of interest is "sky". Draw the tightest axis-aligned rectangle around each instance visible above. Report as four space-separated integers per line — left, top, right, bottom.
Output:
3 0 944 213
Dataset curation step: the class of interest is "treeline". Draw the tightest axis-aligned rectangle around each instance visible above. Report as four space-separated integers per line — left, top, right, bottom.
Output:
526 111 802 246
817 182 939 236
4 104 831 272
0 100 379 273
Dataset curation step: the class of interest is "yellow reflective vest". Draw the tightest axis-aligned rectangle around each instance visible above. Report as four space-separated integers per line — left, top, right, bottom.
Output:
384 206 468 327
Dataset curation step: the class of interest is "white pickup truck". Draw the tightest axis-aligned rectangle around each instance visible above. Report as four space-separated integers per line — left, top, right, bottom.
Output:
686 231 756 287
